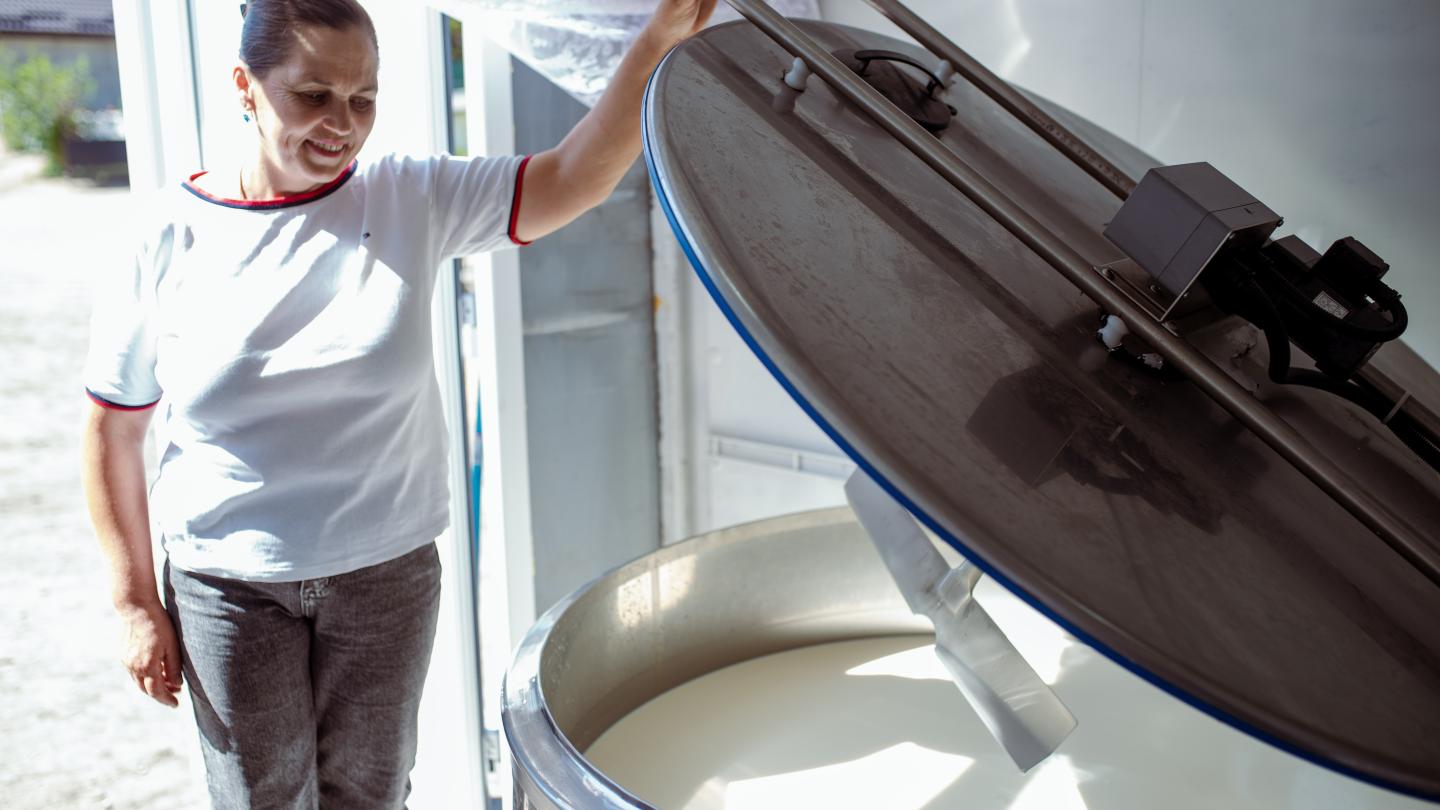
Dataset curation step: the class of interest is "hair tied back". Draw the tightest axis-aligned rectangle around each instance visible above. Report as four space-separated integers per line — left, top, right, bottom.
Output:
239 0 378 79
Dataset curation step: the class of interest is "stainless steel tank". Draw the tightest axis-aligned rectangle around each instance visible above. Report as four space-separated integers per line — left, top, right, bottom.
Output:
503 508 926 809
501 508 1436 809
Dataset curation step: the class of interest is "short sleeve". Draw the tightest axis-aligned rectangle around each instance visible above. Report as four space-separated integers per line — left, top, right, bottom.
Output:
428 152 530 260
83 225 170 410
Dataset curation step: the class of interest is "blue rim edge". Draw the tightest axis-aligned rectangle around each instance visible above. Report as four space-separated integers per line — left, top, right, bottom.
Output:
639 53 1437 805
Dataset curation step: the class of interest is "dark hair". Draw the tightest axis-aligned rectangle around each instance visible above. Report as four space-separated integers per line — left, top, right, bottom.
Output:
239 0 378 78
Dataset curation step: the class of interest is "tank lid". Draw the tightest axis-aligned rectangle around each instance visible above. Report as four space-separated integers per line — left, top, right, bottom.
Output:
643 17 1440 801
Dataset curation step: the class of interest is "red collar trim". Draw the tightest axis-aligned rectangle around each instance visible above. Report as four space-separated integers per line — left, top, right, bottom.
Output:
182 161 358 210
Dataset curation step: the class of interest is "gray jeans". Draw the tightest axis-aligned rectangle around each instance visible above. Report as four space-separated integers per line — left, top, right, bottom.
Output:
164 543 442 810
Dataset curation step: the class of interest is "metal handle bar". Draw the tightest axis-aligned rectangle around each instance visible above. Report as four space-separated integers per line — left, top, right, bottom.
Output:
863 0 1136 199
721 0 1440 587
852 49 945 97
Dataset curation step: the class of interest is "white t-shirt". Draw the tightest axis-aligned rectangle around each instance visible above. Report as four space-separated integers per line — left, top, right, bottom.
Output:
84 152 529 582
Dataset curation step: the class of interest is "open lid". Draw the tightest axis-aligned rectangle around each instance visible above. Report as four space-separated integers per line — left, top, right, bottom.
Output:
642 17 1440 801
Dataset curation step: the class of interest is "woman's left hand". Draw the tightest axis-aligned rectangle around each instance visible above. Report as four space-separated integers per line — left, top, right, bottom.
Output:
643 0 719 45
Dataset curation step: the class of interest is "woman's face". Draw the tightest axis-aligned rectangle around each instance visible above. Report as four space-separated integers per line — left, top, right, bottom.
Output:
237 24 378 193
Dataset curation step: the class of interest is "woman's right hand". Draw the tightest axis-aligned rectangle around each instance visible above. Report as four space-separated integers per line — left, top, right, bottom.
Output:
85 404 181 707
116 600 183 707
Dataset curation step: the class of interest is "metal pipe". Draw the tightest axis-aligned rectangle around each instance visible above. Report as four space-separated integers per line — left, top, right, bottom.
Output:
863 0 1136 199
722 0 1440 586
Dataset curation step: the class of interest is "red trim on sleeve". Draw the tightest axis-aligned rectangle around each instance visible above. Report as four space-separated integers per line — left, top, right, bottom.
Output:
87 389 160 411
507 154 534 246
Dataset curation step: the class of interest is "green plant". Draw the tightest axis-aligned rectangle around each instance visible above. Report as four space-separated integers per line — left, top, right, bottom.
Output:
0 49 96 173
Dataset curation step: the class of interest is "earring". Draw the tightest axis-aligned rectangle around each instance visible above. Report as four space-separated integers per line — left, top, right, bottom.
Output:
243 112 251 123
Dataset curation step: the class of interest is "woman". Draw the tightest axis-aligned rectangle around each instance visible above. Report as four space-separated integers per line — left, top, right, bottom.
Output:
80 0 715 806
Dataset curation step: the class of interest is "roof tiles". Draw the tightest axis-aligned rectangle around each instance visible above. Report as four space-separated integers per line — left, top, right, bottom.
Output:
0 0 115 37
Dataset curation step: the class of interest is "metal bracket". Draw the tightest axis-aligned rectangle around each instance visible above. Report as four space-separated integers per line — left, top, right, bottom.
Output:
845 470 1077 772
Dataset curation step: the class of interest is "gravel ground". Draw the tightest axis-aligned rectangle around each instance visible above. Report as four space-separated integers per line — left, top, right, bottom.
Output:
0 150 209 809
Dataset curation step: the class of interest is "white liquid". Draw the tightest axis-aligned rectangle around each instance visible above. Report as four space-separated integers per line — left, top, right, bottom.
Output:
585 582 1431 810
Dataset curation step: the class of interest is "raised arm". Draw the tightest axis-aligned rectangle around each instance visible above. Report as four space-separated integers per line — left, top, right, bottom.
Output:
511 0 717 244
82 403 183 707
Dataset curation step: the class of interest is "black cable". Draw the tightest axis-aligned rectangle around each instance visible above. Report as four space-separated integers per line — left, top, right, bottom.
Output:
1283 368 1388 419
1248 275 1368 402
1254 260 1408 341
1304 374 1440 470
1244 276 1439 474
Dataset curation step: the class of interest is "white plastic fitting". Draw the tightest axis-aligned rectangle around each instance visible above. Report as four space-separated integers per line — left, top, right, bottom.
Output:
935 59 956 85
783 57 812 91
1097 314 1130 351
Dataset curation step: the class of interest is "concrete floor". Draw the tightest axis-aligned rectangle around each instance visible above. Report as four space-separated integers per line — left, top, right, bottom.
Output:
0 149 208 809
